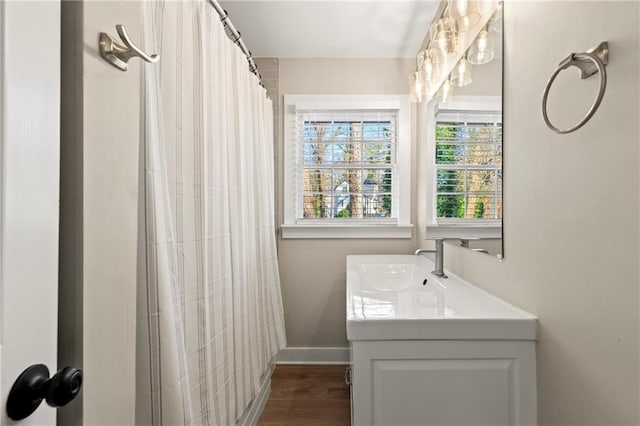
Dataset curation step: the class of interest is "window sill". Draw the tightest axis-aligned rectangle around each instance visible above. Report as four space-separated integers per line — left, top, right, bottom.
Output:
425 224 502 240
281 224 414 239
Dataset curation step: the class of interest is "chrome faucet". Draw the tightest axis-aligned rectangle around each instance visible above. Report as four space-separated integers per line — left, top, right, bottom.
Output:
415 239 447 279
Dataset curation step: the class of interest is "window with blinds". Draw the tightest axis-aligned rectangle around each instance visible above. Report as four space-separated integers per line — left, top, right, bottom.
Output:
296 110 397 220
435 110 502 222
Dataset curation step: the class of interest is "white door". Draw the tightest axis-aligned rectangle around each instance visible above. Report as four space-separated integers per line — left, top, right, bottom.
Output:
0 1 61 425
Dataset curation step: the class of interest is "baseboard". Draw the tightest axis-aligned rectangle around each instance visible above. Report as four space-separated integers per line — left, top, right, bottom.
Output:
277 347 349 365
236 366 273 426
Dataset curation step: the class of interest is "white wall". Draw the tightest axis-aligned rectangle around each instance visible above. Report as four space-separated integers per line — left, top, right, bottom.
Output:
60 2 140 424
442 2 640 424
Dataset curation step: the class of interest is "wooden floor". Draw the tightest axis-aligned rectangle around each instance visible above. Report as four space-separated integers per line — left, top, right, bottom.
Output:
258 365 351 426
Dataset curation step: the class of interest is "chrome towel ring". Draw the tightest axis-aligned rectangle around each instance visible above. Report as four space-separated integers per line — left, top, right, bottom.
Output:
542 41 609 134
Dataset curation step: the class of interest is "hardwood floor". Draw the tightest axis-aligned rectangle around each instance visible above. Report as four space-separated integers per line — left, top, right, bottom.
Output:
258 365 351 426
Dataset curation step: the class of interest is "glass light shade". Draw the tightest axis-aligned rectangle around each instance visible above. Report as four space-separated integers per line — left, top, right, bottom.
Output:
419 47 441 86
408 71 428 103
416 49 426 71
467 29 495 65
438 79 454 104
450 58 472 87
429 17 458 56
448 0 481 32
430 40 456 72
488 2 503 33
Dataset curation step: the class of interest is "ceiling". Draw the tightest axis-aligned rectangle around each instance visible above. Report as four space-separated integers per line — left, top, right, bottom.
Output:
218 1 441 58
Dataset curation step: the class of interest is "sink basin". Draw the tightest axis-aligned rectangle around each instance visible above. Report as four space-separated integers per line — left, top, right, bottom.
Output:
356 263 424 292
346 255 537 341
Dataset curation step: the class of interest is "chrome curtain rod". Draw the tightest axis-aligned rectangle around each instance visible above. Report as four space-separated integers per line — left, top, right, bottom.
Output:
207 0 263 84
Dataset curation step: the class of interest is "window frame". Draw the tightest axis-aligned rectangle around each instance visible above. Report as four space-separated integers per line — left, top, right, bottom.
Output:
424 96 502 240
282 94 413 239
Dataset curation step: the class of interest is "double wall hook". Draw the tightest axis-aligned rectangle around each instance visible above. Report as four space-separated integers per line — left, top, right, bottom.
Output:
99 24 159 71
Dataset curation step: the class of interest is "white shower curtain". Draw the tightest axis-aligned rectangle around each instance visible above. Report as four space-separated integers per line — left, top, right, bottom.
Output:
137 1 286 424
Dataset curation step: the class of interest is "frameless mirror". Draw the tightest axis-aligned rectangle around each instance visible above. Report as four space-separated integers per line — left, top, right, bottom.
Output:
425 3 503 258
219 0 503 255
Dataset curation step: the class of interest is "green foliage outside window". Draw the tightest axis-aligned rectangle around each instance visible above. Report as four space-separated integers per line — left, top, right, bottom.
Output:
436 125 463 218
474 200 485 219
336 204 351 218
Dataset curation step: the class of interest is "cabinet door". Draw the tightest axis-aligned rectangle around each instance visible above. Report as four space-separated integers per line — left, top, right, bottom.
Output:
372 358 513 425
351 340 536 426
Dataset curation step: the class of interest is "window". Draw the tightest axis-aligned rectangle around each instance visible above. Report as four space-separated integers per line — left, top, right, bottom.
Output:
435 112 502 221
424 97 502 239
300 112 395 219
283 95 412 239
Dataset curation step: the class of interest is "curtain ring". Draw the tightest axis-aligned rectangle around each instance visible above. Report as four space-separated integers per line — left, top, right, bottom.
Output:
542 51 607 134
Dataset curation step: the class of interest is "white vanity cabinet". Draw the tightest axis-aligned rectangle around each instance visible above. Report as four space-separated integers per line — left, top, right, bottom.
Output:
346 255 537 426
349 340 536 426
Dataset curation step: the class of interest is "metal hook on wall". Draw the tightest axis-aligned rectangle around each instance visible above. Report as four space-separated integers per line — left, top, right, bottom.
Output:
542 41 609 134
99 24 160 72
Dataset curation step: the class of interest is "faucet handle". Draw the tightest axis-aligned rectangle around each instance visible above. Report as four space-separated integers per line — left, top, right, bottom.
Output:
414 248 435 255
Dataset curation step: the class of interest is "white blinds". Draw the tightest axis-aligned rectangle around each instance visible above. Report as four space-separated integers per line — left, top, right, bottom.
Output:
295 110 398 220
435 111 502 221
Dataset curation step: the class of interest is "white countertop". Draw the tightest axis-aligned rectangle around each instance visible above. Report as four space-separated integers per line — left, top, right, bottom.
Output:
346 255 537 341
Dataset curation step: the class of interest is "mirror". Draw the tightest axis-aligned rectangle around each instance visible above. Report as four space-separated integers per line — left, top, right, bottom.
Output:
423 2 503 258
219 0 503 255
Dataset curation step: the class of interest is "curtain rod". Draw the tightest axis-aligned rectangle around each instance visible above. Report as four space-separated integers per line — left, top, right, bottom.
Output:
207 0 263 85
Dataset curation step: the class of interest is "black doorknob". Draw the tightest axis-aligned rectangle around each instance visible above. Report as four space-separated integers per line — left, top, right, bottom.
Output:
6 364 83 420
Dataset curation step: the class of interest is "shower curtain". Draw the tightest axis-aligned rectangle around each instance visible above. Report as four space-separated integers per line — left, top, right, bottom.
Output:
137 1 286 424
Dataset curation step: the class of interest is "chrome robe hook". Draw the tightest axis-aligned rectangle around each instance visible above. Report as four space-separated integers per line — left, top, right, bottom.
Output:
99 24 159 71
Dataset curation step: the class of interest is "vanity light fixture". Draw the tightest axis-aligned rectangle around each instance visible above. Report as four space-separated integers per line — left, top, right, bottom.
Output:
408 0 503 102
448 0 481 32
466 26 494 65
450 58 472 87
